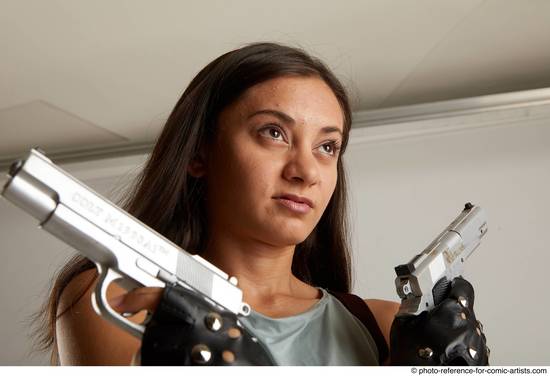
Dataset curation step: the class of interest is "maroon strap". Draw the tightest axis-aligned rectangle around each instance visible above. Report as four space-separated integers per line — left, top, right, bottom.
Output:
328 290 389 365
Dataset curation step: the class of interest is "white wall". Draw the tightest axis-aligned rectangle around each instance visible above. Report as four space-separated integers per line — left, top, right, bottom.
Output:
346 117 550 366
0 115 548 365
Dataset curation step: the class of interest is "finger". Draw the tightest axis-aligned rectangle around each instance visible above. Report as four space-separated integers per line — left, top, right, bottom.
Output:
429 298 468 330
109 287 164 314
443 319 489 366
448 277 475 309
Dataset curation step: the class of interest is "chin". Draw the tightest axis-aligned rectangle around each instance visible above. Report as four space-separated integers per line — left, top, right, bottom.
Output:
265 227 312 247
256 215 317 246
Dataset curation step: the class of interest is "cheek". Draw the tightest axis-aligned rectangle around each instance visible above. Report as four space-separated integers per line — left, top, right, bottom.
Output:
210 139 278 207
318 171 338 216
234 158 272 201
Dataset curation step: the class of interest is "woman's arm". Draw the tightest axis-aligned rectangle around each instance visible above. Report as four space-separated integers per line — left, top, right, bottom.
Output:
365 299 400 365
56 269 143 365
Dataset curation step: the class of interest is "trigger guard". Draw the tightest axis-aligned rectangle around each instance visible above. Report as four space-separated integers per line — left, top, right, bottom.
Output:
91 266 146 339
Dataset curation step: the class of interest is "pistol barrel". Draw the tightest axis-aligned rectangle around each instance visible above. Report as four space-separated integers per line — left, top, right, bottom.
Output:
394 203 488 316
1 149 248 318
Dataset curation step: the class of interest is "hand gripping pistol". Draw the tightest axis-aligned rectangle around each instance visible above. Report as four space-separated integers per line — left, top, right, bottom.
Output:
394 203 488 317
1 148 251 338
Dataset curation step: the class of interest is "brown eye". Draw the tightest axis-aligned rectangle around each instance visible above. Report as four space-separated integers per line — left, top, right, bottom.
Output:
319 141 341 156
259 126 285 142
269 128 281 139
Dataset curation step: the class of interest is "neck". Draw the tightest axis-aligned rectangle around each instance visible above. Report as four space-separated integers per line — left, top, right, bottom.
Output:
199 231 303 305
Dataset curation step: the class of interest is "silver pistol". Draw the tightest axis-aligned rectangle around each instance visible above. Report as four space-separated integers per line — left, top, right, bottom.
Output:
394 203 488 317
1 148 250 338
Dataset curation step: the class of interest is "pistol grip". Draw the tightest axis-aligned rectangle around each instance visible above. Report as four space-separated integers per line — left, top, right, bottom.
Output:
432 276 452 306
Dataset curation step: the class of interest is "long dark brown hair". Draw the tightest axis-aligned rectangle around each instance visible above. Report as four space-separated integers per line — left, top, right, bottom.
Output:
30 42 354 365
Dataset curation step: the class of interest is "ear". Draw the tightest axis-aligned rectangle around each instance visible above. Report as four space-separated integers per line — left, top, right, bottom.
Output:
187 152 207 178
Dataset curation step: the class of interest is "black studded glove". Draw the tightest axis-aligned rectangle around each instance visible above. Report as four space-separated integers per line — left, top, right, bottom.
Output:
390 277 489 366
141 284 276 366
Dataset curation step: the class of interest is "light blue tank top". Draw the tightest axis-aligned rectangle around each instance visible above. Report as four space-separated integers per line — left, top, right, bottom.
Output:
239 288 380 366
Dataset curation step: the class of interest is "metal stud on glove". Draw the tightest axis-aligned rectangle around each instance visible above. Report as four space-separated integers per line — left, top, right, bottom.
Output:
140 284 276 366
390 277 489 366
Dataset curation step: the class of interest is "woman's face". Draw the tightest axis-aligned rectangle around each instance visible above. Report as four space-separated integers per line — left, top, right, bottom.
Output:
204 76 345 247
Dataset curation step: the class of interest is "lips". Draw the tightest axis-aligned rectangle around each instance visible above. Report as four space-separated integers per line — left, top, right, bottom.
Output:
275 194 313 208
273 194 314 215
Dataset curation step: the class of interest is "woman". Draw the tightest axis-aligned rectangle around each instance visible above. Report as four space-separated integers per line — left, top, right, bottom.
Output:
33 42 485 366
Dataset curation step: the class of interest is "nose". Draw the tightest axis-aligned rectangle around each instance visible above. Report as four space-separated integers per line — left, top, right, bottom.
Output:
282 146 320 186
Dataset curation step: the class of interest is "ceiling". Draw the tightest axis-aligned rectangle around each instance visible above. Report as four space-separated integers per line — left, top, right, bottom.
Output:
2 0 550 161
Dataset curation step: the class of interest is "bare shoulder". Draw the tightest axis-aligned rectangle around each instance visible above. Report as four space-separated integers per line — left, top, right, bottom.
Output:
56 268 142 365
364 299 400 348
57 268 96 315
365 298 400 316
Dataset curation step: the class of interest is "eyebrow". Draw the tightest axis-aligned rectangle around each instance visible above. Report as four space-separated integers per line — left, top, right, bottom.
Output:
247 109 343 137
